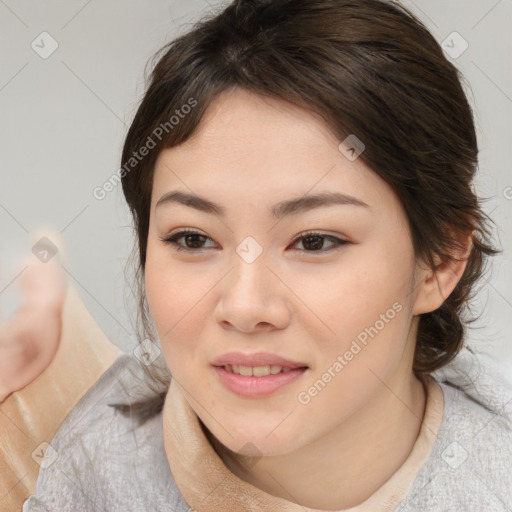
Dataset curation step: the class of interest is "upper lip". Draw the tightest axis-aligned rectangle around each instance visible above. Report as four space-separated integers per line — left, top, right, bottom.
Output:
212 352 308 369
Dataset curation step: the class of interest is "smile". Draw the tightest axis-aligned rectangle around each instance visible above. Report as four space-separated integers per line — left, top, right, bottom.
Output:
213 364 308 398
211 352 309 398
223 364 295 376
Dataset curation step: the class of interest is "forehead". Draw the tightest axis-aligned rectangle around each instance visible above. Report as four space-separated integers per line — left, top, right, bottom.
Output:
151 89 399 219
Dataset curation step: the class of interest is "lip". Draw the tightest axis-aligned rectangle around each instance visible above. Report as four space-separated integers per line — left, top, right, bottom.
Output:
212 352 308 369
212 352 309 398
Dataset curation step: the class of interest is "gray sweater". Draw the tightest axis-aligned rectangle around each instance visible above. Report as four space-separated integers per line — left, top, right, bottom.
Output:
23 348 512 511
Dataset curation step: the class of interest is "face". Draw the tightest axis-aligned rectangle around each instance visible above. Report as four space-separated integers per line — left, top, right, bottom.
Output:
145 88 426 457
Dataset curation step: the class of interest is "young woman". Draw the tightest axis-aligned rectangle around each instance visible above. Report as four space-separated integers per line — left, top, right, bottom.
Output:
19 0 512 510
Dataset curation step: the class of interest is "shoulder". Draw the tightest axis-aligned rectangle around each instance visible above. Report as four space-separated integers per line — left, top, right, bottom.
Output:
23 353 190 512
401 348 512 511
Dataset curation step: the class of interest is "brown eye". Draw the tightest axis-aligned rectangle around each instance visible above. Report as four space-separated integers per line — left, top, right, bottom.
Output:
182 233 207 248
160 230 216 251
301 235 325 251
291 232 347 252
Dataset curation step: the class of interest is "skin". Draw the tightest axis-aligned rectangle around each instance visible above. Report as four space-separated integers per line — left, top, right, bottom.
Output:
0 254 66 402
145 87 469 509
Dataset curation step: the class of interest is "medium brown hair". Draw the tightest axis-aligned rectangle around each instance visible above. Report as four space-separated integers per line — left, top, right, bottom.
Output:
116 0 498 424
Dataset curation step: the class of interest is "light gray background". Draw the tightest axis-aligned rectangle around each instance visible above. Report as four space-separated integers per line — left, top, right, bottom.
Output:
1 0 511 368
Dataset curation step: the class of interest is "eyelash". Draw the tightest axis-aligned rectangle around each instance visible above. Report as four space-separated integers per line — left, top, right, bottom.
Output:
159 229 348 254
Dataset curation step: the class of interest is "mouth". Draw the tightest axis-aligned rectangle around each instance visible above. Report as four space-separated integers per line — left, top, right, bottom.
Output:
212 353 309 398
222 364 305 376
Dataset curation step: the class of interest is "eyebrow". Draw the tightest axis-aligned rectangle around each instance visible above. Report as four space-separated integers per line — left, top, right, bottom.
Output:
155 190 370 219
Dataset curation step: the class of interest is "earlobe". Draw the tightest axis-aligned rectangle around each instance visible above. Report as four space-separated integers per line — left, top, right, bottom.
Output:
412 234 472 316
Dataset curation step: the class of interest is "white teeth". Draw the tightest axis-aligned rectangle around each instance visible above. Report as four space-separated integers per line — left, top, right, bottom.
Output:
270 365 282 375
252 365 271 377
224 364 293 376
239 365 253 376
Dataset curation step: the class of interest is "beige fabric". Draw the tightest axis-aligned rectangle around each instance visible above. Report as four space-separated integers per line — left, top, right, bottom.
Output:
0 285 120 511
163 376 444 512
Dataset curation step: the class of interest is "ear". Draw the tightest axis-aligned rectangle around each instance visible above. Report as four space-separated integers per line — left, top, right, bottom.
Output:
413 233 472 316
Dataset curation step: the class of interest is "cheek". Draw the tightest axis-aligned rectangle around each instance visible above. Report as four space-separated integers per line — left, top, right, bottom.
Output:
145 242 211 324
293 245 413 341
292 287 413 437
294 243 416 399
144 249 218 370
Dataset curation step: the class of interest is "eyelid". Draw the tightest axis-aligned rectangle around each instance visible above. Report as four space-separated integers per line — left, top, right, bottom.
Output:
290 230 343 245
163 227 207 239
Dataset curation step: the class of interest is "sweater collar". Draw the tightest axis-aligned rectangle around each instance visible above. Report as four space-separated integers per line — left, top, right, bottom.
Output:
162 376 443 512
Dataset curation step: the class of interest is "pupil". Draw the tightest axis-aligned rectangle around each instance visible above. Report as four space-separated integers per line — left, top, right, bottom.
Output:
186 234 205 248
304 236 323 250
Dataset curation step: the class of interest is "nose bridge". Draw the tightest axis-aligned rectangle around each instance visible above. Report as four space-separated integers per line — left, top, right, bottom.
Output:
215 247 291 331
228 250 272 303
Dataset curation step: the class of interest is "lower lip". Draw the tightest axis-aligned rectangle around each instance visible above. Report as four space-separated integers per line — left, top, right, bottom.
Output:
213 366 307 398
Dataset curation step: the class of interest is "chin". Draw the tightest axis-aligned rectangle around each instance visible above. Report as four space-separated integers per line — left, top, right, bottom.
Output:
207 419 306 459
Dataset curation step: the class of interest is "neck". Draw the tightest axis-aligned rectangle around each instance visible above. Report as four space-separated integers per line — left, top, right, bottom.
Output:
208 372 427 510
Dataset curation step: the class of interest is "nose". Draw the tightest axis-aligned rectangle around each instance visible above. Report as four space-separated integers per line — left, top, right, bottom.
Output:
214 258 292 333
